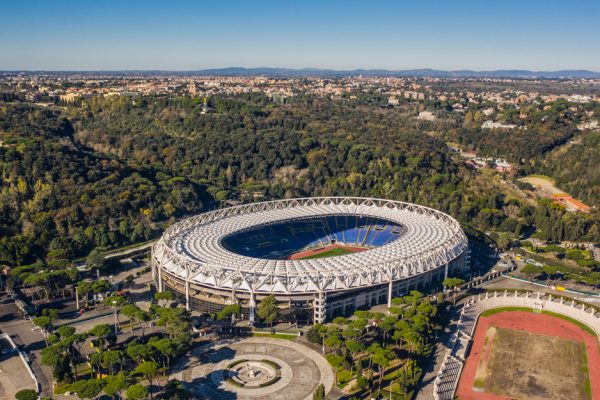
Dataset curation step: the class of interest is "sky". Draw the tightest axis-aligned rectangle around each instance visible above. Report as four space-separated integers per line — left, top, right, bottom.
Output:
1 0 599 71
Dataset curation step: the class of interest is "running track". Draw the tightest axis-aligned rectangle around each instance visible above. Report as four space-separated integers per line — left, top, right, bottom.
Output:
456 311 600 400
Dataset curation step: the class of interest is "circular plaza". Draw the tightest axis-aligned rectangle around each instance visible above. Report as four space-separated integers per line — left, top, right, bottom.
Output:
172 337 334 400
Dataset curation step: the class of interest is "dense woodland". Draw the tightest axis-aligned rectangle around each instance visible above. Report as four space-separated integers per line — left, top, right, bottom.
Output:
0 95 599 268
540 130 600 206
440 98 600 206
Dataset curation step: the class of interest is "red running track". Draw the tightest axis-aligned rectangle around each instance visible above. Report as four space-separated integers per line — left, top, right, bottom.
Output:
456 311 600 400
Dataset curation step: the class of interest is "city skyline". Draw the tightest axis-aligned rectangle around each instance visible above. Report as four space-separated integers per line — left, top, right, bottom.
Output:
1 0 599 71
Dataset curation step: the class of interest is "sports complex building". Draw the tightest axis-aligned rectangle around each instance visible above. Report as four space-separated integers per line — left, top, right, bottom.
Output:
151 197 469 324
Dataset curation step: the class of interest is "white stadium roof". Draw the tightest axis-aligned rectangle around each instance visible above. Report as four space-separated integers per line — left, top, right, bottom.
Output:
152 197 468 294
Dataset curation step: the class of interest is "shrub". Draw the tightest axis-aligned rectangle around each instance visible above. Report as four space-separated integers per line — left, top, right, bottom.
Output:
577 259 600 268
520 240 533 248
338 369 352 384
566 249 587 261
15 389 38 400
258 376 280 387
261 359 281 370
543 244 565 253
226 377 243 387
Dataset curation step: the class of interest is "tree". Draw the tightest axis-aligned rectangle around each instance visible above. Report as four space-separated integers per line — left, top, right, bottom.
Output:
127 342 154 365
150 338 176 375
379 316 396 344
41 343 72 381
155 307 191 349
521 264 543 284
306 323 327 344
313 383 325 400
345 339 365 362
372 348 391 390
257 294 279 329
57 325 75 339
443 277 465 305
92 280 111 295
154 291 174 307
14 389 37 400
33 316 52 346
70 378 104 399
216 303 241 322
41 308 59 322
325 354 344 385
126 384 149 400
88 324 113 352
87 248 106 277
102 350 123 375
135 361 159 400
122 304 148 335
324 335 342 353
104 372 127 398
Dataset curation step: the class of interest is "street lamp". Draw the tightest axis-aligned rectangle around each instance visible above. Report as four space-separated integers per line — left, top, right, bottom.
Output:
112 300 118 336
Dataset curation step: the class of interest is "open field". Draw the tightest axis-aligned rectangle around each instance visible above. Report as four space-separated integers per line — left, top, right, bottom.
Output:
474 326 588 400
520 176 566 196
288 244 367 260
457 311 600 400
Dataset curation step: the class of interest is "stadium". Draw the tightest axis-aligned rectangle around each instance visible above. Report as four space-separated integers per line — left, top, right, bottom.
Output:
151 197 469 324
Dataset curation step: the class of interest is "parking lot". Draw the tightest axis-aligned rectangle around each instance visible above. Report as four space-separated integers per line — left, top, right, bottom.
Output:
0 300 46 398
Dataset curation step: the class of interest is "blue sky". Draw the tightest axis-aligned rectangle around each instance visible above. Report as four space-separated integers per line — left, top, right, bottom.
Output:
1 0 599 71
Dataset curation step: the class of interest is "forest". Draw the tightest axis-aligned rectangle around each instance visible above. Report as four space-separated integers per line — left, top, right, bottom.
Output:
0 95 599 268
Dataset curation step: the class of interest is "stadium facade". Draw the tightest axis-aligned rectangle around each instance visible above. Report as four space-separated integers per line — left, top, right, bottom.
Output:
151 197 469 324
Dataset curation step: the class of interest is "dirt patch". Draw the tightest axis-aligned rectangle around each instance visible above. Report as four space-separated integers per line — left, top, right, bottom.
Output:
520 176 566 196
475 327 586 399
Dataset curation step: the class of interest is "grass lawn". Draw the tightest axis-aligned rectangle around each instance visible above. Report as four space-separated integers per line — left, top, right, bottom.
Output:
298 247 354 259
252 332 297 340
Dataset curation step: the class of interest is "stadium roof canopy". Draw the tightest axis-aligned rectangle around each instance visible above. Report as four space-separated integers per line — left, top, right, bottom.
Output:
152 197 468 294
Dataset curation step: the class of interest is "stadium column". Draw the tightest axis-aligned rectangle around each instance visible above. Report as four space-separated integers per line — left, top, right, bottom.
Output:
185 266 190 311
249 291 256 325
314 292 326 324
387 279 393 308
158 264 163 292
444 262 449 280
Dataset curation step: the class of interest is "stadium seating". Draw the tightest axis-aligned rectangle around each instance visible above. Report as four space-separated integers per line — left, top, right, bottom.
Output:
221 214 403 259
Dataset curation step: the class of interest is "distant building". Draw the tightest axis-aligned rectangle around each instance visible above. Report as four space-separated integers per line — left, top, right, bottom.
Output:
482 120 517 129
552 194 591 213
60 93 80 103
494 159 512 173
417 111 435 121
577 120 598 131
388 96 399 106
482 107 495 116
188 81 197 95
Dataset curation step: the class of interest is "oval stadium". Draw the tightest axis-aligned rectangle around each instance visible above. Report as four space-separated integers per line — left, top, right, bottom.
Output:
151 197 469 324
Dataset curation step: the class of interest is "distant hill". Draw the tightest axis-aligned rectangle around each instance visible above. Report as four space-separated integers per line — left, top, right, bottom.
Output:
4 68 600 78
188 67 600 79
